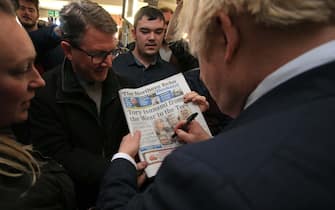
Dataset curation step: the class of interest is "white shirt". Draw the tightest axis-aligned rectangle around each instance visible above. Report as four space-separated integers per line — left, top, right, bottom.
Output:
111 153 137 168
245 40 335 109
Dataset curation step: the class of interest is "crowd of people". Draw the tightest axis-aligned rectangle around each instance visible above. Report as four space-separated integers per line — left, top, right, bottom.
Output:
1 0 335 209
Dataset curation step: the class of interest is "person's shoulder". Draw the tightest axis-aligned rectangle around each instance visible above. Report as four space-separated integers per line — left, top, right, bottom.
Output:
42 65 61 85
157 58 179 73
112 52 134 75
113 51 133 65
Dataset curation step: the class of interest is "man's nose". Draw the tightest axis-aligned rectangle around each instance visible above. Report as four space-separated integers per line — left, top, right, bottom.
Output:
100 54 114 67
148 32 155 40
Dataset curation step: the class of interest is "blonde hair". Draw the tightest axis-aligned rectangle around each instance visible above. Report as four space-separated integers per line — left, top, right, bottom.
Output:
0 136 40 185
176 0 335 56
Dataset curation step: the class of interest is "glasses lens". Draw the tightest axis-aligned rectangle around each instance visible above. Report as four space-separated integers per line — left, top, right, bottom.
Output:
91 52 109 65
92 48 127 65
92 56 104 65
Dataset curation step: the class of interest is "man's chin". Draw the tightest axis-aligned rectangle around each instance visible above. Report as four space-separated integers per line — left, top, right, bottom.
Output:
93 71 108 82
144 50 158 57
15 112 28 123
21 22 36 28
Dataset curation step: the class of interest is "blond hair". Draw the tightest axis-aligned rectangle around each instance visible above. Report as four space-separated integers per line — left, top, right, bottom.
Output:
176 0 335 56
0 136 40 185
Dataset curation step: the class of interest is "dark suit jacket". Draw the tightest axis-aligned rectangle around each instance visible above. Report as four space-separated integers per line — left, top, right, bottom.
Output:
97 61 335 210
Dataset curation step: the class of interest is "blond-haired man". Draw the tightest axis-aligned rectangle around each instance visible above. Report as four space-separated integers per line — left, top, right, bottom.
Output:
97 1 335 209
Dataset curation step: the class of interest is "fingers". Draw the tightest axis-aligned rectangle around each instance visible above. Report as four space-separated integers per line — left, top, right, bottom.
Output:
175 128 194 143
176 128 211 143
136 161 147 187
183 91 203 102
136 161 147 171
184 91 209 112
137 172 147 187
174 120 187 130
175 121 212 143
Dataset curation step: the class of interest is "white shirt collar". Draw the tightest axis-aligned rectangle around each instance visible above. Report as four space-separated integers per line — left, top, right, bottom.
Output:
244 40 335 109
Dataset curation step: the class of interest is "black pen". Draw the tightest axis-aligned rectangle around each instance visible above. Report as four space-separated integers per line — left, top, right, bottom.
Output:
172 112 198 138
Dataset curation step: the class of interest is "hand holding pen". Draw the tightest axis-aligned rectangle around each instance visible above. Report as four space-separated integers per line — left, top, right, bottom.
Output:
172 112 198 138
172 112 212 143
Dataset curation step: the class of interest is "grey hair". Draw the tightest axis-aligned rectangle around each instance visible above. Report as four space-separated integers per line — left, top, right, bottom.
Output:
59 0 117 46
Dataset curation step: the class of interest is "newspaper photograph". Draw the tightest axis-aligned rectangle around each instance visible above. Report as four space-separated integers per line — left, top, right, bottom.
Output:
119 73 212 177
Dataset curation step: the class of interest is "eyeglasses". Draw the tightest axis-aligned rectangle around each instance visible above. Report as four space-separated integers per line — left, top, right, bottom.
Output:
72 45 122 65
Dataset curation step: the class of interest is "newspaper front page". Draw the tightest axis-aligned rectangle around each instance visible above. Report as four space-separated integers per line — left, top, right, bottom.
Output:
119 73 212 177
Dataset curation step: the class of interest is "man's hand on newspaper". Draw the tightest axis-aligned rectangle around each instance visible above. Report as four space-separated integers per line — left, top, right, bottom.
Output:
184 91 209 112
136 161 147 187
119 131 141 158
175 120 211 143
119 131 148 186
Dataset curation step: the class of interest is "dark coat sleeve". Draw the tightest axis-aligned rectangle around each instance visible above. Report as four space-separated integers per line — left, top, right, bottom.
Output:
96 152 230 210
28 25 61 55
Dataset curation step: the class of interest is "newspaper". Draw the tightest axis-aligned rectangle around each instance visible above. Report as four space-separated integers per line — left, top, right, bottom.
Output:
119 73 212 177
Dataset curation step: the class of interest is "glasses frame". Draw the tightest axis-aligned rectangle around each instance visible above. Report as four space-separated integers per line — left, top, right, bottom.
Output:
70 43 121 65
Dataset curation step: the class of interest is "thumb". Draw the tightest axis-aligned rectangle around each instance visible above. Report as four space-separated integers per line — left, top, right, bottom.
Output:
133 130 141 145
133 130 141 139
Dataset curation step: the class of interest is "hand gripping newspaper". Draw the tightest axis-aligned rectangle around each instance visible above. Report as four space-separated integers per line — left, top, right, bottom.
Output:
119 73 212 177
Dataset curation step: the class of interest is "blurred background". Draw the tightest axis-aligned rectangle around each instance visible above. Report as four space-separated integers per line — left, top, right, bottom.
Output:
38 0 177 45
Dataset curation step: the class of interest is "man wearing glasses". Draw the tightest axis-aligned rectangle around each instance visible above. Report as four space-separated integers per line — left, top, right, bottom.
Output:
26 1 129 209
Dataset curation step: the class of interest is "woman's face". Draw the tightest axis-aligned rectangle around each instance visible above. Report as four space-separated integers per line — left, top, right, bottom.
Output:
0 15 45 127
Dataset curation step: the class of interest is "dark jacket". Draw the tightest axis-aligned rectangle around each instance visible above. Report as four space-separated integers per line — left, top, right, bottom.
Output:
169 40 199 72
29 59 129 210
112 51 179 88
0 151 76 210
28 25 64 73
97 61 335 210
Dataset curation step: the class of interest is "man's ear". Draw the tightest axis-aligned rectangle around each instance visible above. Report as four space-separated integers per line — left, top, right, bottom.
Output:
131 28 136 40
60 41 73 60
217 11 239 63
